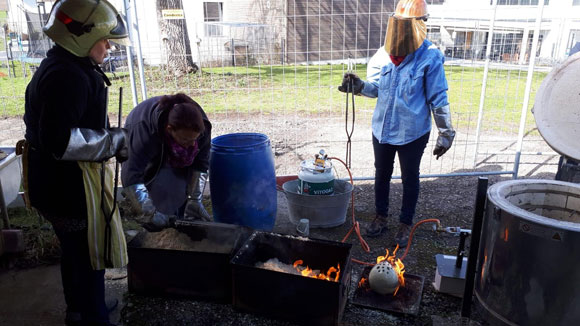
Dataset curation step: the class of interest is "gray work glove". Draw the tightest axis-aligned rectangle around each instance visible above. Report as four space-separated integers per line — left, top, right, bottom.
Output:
184 171 211 221
338 73 364 95
151 210 170 228
61 127 128 162
123 183 155 215
431 104 456 160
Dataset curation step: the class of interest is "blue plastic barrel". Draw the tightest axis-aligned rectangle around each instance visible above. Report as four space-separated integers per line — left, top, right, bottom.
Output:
209 133 277 230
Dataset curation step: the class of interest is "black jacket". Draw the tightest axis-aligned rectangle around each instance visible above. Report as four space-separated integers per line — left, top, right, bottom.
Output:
24 45 110 218
121 96 212 188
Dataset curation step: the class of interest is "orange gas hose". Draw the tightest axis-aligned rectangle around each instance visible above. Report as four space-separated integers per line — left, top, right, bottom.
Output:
351 218 442 265
398 218 440 261
329 157 370 253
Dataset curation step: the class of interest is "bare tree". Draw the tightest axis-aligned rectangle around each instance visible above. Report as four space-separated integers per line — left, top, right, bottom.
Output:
156 0 197 76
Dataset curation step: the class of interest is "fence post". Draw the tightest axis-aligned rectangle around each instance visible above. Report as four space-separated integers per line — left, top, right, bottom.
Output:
473 0 498 168
513 0 546 179
231 38 236 67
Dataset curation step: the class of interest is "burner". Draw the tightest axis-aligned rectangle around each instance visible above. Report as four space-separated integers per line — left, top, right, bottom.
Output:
352 266 424 316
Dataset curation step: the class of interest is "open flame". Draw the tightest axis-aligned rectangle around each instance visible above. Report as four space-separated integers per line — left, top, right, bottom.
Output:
358 277 367 288
293 260 341 282
376 245 406 295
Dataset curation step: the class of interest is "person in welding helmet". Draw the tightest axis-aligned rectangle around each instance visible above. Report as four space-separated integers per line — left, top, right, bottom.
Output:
22 0 130 325
338 0 455 246
121 93 212 229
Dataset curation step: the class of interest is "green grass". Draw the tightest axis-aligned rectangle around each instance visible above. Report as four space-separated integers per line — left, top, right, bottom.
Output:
0 62 548 130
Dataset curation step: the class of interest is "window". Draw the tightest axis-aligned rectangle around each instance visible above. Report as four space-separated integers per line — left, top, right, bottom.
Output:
204 2 223 37
496 0 549 5
574 0 580 5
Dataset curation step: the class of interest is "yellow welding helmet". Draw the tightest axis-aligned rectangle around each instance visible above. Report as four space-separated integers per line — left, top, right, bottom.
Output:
384 0 428 56
44 0 129 57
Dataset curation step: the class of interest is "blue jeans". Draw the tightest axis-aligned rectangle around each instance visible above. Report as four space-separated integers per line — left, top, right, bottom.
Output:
373 132 429 225
54 228 109 326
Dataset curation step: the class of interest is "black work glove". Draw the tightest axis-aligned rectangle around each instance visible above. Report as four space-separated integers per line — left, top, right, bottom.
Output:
109 127 129 163
338 73 364 95
433 145 448 160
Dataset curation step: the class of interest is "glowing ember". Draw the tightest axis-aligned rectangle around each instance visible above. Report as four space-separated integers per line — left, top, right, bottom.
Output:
358 277 367 288
375 245 406 295
293 259 341 282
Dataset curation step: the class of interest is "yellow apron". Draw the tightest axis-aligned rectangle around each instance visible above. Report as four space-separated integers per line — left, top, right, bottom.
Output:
78 161 128 270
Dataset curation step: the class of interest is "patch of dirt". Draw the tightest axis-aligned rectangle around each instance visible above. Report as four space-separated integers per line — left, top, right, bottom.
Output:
0 113 561 325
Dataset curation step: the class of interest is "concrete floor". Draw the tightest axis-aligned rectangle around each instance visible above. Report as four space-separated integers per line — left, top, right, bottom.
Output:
0 191 295 326
0 264 126 326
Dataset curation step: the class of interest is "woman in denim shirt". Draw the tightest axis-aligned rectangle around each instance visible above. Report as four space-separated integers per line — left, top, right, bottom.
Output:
339 0 455 246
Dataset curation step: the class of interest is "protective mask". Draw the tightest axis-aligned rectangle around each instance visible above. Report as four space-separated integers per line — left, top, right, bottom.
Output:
384 15 427 56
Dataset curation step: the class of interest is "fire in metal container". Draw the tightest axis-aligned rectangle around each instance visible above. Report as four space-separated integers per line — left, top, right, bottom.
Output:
360 246 406 296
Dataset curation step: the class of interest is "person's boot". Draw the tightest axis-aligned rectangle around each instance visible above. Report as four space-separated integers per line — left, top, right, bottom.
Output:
395 223 412 247
365 214 388 237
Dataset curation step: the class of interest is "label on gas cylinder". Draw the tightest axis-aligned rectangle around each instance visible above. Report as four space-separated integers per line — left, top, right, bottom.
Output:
299 179 334 195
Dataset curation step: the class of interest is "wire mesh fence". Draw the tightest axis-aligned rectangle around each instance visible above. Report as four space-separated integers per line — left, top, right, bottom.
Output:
1 0 575 179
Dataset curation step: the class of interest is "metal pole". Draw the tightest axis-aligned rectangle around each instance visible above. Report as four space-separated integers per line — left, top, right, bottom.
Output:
344 170 514 182
473 0 498 168
0 181 11 229
123 0 139 107
3 27 12 78
461 177 488 318
231 38 235 66
513 1 545 179
129 0 147 100
455 232 468 269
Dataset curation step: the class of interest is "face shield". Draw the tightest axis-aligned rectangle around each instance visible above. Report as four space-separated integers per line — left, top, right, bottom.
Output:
103 13 131 47
384 14 427 56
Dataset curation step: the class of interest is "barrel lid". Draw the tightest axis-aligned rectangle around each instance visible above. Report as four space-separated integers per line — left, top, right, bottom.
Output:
533 52 580 161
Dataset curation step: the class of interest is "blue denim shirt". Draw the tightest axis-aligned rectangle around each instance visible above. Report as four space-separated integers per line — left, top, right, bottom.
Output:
361 40 449 145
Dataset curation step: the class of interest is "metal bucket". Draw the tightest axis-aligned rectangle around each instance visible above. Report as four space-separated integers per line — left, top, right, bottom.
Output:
475 179 580 326
282 179 352 228
0 147 22 206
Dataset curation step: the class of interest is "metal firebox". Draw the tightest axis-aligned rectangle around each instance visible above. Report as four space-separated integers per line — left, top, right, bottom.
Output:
352 266 425 316
127 221 251 302
476 180 580 326
230 231 352 326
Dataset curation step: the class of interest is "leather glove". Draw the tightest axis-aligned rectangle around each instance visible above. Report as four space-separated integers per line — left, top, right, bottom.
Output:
184 171 212 221
123 183 155 215
338 73 364 95
431 104 456 160
109 128 129 163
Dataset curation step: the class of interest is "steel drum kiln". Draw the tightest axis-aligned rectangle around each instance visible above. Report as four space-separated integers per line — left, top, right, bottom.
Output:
475 53 580 326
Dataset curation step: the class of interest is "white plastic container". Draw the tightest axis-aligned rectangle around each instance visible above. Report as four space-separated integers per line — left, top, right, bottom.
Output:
298 159 334 195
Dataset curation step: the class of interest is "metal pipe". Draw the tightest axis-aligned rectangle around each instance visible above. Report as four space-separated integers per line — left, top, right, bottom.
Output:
455 232 468 269
473 151 558 156
129 0 147 100
342 170 514 182
473 0 498 168
123 0 138 107
461 177 488 318
513 1 545 179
